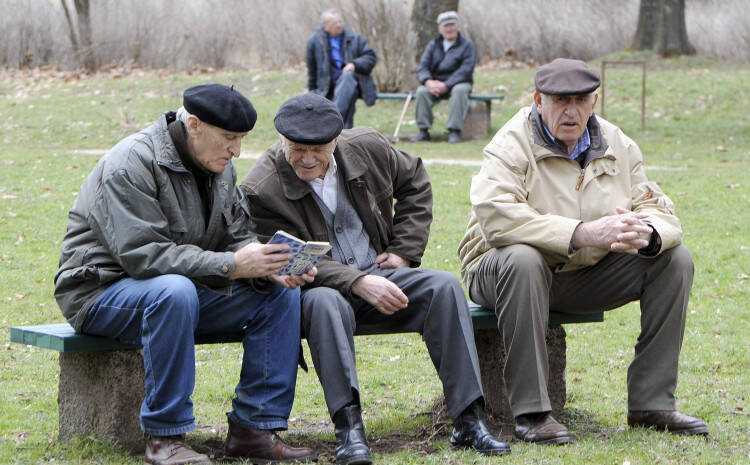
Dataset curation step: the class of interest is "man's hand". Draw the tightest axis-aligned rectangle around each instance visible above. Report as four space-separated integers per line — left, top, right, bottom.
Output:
271 267 317 288
425 79 448 97
230 243 291 279
572 209 653 254
352 275 409 315
375 252 408 269
343 63 356 73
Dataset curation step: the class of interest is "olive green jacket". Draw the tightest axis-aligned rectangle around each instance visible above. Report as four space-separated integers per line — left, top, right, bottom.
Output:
55 114 257 331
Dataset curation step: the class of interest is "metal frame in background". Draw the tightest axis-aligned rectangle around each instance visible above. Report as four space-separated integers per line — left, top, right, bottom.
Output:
600 60 647 129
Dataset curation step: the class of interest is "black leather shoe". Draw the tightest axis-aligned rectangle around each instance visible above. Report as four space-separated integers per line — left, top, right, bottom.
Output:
628 410 708 436
447 129 462 144
450 402 510 456
411 129 431 142
514 412 575 445
333 405 372 465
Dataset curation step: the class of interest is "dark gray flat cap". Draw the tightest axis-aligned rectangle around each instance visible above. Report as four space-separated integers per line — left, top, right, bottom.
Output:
274 93 343 144
183 83 256 132
535 58 600 95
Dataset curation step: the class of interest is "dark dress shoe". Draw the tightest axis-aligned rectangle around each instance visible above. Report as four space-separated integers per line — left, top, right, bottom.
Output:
514 412 575 445
411 129 431 142
447 130 462 144
628 410 708 436
450 402 510 455
224 417 318 463
333 405 372 465
145 435 212 465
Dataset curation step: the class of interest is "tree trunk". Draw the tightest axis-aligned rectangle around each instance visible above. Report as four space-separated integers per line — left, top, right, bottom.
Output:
632 0 695 56
410 0 460 63
73 0 96 71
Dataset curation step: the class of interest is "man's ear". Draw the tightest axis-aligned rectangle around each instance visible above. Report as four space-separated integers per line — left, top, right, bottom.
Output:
533 90 542 107
186 115 201 135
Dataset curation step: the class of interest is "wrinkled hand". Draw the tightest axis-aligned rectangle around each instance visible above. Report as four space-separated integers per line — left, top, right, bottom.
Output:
230 243 291 279
375 252 408 269
425 79 447 97
271 266 317 288
572 209 653 254
352 274 409 315
343 63 356 73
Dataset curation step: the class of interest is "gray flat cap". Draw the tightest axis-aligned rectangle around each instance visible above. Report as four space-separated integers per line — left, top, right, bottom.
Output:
535 58 601 95
183 83 256 132
436 11 459 25
274 93 343 145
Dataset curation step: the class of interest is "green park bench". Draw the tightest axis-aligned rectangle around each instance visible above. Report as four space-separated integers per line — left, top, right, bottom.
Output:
10 303 602 452
376 92 505 140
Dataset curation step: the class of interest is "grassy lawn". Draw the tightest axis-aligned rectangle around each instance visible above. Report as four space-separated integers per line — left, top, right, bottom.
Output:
1 53 748 464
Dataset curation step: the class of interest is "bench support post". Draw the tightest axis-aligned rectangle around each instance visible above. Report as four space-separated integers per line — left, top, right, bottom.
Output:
59 351 145 453
474 325 567 425
462 101 492 140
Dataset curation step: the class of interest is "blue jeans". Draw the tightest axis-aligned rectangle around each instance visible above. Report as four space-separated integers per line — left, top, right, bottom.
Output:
82 274 301 436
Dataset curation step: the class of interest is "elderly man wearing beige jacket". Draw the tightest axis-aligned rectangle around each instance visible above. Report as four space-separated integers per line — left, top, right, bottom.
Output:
458 58 707 444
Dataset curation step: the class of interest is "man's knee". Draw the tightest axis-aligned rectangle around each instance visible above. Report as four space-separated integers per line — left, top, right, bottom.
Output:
662 244 694 277
450 82 472 97
302 287 354 329
490 244 548 278
416 85 430 97
145 274 199 324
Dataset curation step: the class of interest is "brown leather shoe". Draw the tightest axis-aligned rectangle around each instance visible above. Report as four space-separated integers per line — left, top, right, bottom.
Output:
224 417 318 463
514 412 575 445
145 436 212 465
628 410 708 436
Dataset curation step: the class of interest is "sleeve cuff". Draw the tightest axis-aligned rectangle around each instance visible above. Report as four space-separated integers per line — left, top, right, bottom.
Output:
638 228 662 257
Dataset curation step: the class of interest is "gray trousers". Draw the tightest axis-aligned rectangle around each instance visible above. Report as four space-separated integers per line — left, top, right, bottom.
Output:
415 82 472 131
301 266 484 419
468 244 693 417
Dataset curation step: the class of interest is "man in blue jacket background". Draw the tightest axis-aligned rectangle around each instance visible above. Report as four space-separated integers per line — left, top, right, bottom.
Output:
306 9 378 129
413 11 476 144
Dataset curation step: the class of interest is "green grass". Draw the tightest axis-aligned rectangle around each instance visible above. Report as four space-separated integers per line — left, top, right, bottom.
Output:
1 52 749 464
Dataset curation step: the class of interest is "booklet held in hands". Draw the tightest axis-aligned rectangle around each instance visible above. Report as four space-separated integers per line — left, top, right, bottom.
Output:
268 230 331 276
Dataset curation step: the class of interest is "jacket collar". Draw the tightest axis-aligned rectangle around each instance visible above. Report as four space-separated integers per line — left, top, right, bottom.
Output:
273 137 368 201
528 105 611 165
153 113 190 173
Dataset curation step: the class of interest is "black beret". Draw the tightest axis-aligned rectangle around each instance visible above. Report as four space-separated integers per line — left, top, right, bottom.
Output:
535 58 601 95
183 83 256 132
274 93 343 144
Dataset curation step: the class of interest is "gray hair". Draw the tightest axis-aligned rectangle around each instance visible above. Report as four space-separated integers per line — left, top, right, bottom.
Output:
320 8 341 24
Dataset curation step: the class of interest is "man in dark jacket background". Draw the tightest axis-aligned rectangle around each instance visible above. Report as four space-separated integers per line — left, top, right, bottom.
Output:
54 84 317 465
306 8 378 129
241 93 510 465
413 10 476 144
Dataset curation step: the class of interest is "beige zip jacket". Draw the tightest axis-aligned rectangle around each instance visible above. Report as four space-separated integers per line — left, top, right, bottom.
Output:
459 106 681 285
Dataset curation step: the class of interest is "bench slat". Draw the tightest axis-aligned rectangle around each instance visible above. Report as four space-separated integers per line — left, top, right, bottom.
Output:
10 302 603 353
377 92 503 102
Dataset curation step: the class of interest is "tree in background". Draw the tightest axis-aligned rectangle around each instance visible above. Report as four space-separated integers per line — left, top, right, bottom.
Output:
60 0 95 71
411 0 460 63
632 0 695 56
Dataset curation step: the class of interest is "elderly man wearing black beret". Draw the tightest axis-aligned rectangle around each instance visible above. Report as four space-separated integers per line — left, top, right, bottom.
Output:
459 58 708 444
54 84 318 465
241 92 510 465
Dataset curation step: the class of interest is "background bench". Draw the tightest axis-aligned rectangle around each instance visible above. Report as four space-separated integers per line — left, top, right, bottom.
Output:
10 304 602 452
377 92 504 140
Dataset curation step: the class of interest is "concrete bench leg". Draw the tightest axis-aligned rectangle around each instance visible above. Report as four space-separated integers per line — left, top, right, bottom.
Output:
475 325 567 425
461 101 491 140
59 351 145 453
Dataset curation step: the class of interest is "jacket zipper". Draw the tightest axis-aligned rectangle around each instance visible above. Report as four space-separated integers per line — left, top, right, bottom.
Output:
575 168 585 191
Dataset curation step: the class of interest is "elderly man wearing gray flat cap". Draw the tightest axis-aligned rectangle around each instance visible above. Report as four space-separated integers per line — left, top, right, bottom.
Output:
241 92 510 465
412 10 476 144
55 84 318 465
459 58 708 444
